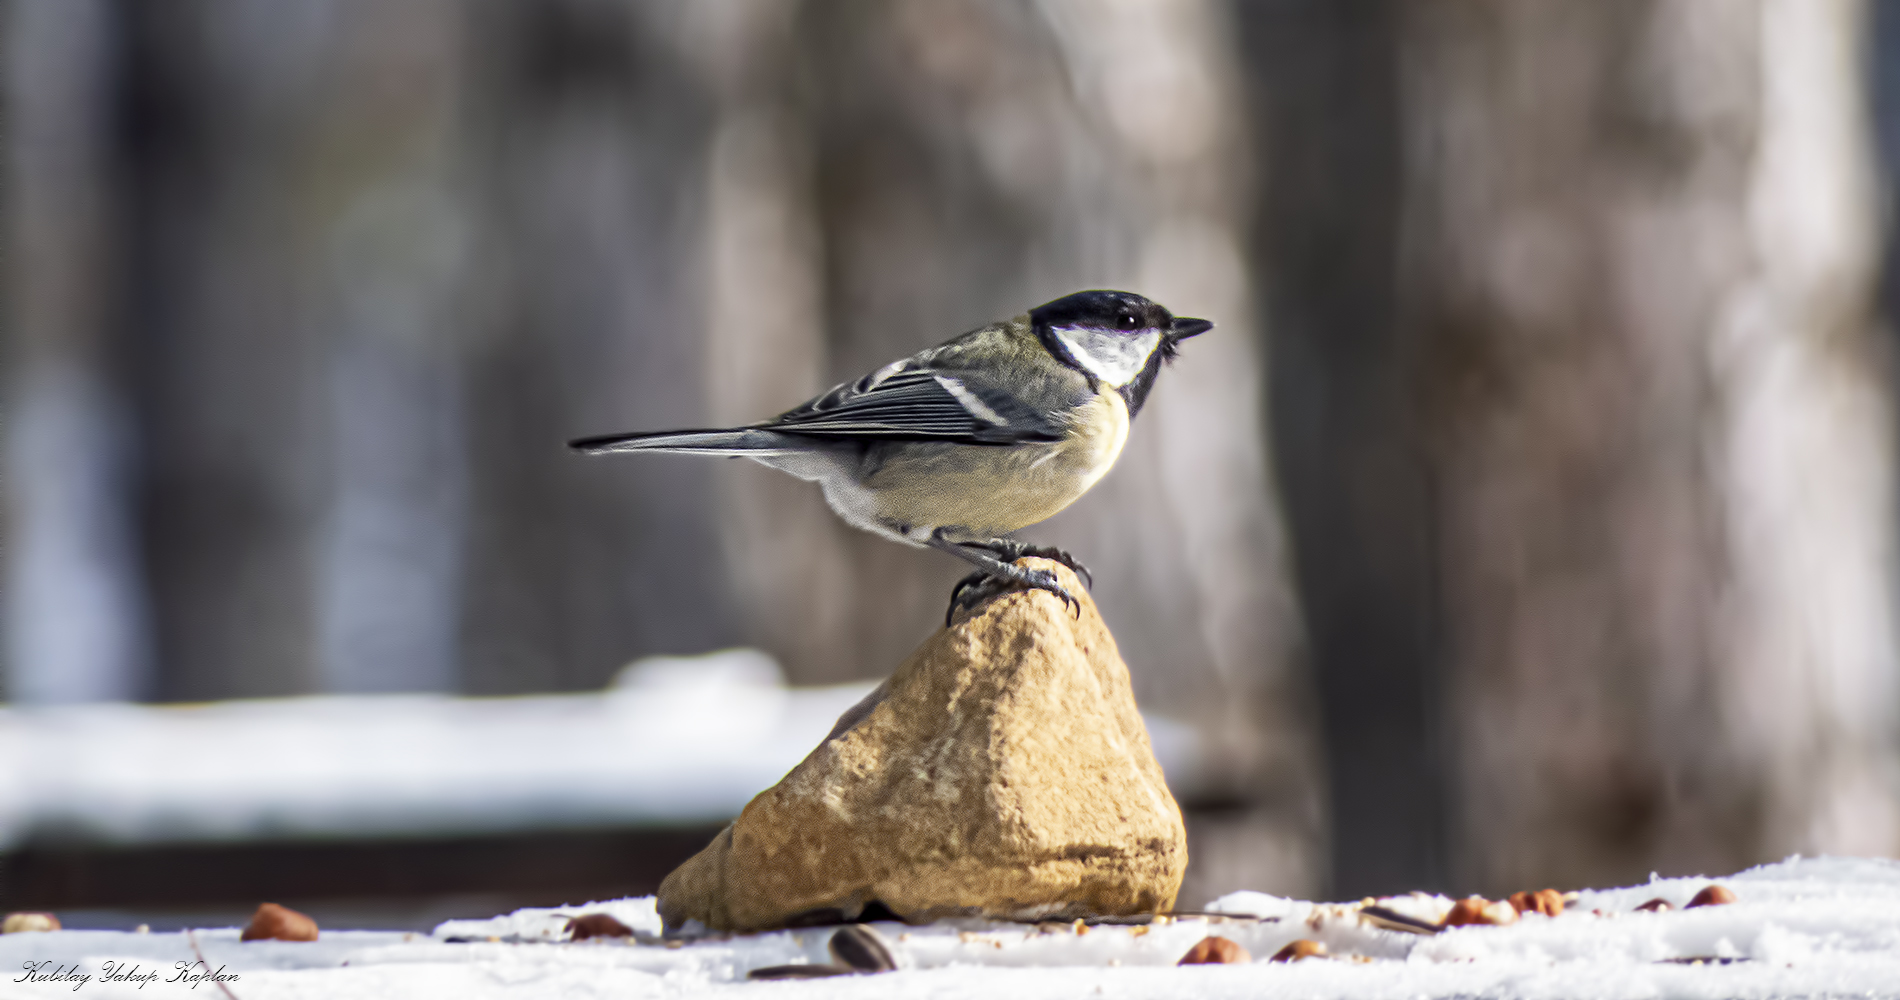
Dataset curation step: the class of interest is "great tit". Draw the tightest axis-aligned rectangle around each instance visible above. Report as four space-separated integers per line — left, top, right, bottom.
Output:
570 289 1212 622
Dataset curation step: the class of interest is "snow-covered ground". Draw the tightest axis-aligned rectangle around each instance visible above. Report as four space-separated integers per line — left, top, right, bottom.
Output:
6 856 1899 998
0 649 1209 848
6 656 1896 996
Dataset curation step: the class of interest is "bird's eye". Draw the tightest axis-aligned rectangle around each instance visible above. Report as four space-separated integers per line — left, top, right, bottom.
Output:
1117 312 1139 331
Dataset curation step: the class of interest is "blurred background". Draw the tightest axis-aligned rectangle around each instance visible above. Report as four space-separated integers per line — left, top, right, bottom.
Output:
4 0 1900 929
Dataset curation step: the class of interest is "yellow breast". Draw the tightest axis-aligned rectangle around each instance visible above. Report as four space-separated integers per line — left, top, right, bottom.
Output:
1060 389 1130 496
862 390 1130 541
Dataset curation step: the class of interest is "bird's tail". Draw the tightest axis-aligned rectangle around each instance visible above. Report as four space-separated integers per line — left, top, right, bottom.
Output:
568 427 801 456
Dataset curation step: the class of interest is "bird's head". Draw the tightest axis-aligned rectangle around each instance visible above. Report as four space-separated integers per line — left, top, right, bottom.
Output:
1029 290 1211 416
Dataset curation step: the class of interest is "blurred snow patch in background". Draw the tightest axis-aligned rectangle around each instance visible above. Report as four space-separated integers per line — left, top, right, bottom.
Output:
0 648 1208 850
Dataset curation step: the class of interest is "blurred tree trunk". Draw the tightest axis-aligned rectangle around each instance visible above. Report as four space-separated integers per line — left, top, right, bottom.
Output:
1251 0 1900 896
1417 0 1899 892
692 0 1324 902
113 1 344 698
1240 0 1446 899
456 0 742 695
30 0 746 700
3 0 152 702
109 0 504 698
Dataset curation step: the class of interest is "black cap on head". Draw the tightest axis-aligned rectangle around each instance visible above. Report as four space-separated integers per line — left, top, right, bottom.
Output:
1029 290 1172 334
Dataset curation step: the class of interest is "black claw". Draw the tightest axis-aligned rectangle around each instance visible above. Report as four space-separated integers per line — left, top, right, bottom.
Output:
1032 574 1080 619
944 567 1080 625
1012 544 1093 590
1056 552 1093 590
946 571 989 625
940 538 1093 625
947 570 1015 625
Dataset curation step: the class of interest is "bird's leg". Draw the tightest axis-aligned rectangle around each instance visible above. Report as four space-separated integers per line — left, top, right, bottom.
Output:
929 532 1080 625
967 539 1093 589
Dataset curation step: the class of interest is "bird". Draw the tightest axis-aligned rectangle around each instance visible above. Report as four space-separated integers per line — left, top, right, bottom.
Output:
570 289 1212 623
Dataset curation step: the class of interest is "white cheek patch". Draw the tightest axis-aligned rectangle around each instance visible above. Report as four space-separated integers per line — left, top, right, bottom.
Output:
1053 326 1161 388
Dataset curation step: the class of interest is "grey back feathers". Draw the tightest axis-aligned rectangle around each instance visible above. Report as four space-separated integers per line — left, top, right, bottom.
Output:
767 358 1064 445
570 341 1066 456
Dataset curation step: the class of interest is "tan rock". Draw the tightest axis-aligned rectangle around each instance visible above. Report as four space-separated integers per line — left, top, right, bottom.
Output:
658 559 1187 932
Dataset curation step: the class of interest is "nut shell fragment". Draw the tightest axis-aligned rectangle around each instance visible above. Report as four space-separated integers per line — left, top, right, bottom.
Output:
1687 885 1737 908
829 925 896 972
749 964 854 980
1 913 59 934
1359 905 1442 935
1508 889 1565 917
1635 898 1672 913
1179 936 1251 965
566 913 634 941
1270 939 1328 962
1443 896 1517 927
240 902 318 942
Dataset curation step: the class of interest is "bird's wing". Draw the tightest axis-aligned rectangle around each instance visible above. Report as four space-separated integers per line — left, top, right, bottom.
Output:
765 360 1065 445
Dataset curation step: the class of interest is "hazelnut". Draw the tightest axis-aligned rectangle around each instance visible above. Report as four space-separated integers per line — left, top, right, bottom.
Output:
1178 936 1251 965
1508 889 1565 917
240 902 318 942
1687 885 1737 908
566 913 634 941
1 913 59 934
1443 896 1517 927
1635 898 1672 913
1270 939 1328 962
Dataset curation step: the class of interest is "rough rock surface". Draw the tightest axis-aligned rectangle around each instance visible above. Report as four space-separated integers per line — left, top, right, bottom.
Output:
657 559 1187 932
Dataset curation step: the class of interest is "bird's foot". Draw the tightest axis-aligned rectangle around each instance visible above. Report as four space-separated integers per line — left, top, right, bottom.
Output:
947 572 1005 623
972 540 1093 589
945 566 1080 626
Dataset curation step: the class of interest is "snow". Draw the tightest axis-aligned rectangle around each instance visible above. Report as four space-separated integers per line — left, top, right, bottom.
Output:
0 648 1210 848
6 856 1900 998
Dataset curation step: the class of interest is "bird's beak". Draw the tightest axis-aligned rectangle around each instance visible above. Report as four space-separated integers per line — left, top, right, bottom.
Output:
1169 316 1213 340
